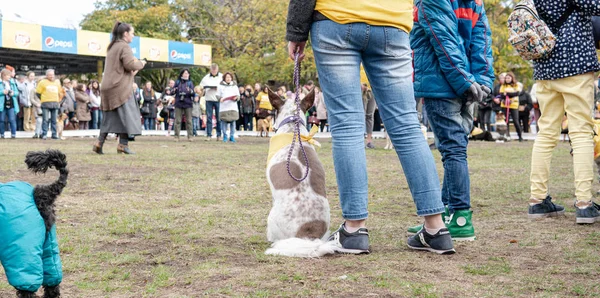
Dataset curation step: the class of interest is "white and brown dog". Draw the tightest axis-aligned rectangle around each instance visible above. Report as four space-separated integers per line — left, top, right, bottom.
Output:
264 89 335 257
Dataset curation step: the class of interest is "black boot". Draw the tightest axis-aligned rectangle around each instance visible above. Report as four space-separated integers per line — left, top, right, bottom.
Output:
43 285 60 298
16 290 37 298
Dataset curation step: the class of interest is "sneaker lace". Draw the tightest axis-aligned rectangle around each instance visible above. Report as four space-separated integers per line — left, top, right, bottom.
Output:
544 197 558 212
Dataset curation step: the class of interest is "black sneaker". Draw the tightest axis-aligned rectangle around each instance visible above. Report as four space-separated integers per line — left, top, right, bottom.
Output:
575 202 600 224
407 227 455 254
327 223 370 254
528 196 565 219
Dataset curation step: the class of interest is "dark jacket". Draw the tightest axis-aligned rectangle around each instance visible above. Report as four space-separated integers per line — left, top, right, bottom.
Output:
286 0 316 42
173 79 195 109
411 0 494 99
240 91 255 114
141 89 158 119
518 91 533 113
533 0 600 80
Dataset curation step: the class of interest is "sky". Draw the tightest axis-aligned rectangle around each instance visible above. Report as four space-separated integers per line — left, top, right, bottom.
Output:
1 0 101 29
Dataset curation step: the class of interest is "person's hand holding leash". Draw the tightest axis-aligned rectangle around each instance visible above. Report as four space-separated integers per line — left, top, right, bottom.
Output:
288 41 306 62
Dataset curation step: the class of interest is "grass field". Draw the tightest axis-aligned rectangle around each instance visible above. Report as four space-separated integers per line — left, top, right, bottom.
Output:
0 136 599 297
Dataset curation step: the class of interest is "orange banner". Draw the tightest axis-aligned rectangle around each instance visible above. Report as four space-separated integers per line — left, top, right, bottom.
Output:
77 30 109 57
1 21 42 51
140 37 169 62
194 44 212 67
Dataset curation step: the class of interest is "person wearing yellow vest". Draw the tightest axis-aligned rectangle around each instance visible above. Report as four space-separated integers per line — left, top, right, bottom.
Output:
35 69 65 140
286 0 454 254
499 72 524 142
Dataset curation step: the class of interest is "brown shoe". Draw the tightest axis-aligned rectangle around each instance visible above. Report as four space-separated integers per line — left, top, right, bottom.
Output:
117 144 135 154
188 137 193 142
92 141 104 155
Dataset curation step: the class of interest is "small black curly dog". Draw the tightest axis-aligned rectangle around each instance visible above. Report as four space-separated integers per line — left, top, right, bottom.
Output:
0 150 68 298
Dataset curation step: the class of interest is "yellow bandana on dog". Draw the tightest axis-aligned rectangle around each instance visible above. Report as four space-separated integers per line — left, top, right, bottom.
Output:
267 125 321 165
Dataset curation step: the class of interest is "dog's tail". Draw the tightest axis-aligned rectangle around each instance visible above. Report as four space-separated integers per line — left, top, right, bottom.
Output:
265 238 337 258
25 149 69 231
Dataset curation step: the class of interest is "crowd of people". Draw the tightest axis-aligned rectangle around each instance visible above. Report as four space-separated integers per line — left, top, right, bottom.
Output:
1 62 353 143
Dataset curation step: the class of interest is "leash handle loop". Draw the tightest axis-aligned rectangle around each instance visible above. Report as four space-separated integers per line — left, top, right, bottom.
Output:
286 52 310 182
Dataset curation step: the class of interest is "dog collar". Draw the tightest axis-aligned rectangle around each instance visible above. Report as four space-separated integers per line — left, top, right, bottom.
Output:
267 125 321 165
274 115 304 132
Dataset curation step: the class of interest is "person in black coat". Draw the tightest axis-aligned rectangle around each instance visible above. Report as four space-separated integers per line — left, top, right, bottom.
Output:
518 89 534 133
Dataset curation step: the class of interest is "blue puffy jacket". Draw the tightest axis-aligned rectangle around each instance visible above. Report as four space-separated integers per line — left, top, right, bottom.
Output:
0 181 62 292
0 79 20 114
411 0 494 99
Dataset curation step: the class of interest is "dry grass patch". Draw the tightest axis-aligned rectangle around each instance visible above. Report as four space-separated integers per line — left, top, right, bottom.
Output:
0 136 598 297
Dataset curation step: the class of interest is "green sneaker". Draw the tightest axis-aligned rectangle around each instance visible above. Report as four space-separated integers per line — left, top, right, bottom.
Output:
407 209 476 241
407 206 449 235
445 209 476 241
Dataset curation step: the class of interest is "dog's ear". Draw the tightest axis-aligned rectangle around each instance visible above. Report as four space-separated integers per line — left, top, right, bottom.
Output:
300 89 316 113
267 88 285 111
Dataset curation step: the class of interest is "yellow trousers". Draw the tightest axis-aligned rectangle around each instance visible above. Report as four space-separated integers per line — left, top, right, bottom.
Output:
530 72 595 201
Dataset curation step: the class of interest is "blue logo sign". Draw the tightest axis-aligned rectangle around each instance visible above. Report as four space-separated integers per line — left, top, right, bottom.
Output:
168 41 194 64
130 36 140 59
42 26 77 54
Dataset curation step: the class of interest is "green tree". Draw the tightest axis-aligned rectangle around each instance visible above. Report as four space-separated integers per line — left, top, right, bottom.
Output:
80 0 183 90
487 0 534 89
174 0 316 88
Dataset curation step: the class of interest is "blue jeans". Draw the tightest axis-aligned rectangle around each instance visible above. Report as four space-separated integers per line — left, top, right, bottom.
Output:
42 107 58 138
206 101 221 137
243 113 254 131
221 120 235 139
424 98 473 213
312 20 444 218
91 109 102 129
192 116 200 136
0 108 17 137
144 117 155 130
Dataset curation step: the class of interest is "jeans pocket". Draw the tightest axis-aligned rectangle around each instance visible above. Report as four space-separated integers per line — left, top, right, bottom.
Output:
315 20 352 50
384 28 411 57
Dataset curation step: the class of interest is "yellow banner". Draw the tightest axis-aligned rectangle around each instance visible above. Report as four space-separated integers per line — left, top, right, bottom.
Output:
140 37 169 62
2 21 42 51
77 30 109 57
194 44 212 67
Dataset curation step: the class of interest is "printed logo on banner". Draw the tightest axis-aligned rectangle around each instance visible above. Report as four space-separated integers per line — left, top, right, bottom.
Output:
88 40 102 54
170 50 192 60
149 46 161 60
15 31 31 48
44 37 74 49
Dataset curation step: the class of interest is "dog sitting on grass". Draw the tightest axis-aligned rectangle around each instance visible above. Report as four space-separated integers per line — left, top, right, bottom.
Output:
0 150 68 298
264 88 336 257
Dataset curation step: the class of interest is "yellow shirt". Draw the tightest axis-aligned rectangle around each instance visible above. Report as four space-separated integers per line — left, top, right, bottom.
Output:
36 79 63 103
257 92 273 110
316 0 414 33
499 84 522 110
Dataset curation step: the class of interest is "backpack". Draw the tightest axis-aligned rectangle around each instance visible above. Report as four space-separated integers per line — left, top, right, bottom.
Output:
507 0 575 61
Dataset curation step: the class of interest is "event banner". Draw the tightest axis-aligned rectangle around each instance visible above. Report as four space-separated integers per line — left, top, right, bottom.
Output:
194 44 212 67
42 26 77 54
130 36 141 59
0 21 3 48
77 30 109 57
1 21 42 51
168 41 194 65
140 37 169 62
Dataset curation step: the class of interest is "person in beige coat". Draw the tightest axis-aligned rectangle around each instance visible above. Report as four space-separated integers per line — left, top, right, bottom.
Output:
93 21 146 155
75 84 91 130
